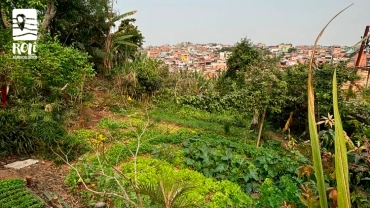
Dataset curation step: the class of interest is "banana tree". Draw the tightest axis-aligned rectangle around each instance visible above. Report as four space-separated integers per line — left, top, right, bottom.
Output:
111 33 137 65
103 1 137 73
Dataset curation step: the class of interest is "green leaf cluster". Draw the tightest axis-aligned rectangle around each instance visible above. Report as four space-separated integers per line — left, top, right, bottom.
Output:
121 157 255 208
180 134 307 193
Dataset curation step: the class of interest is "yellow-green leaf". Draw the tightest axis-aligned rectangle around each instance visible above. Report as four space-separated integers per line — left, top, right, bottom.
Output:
308 79 328 208
333 69 351 208
306 4 353 207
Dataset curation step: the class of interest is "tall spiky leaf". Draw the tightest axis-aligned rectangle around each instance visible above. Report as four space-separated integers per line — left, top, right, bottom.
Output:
307 4 353 207
332 69 351 208
308 72 327 208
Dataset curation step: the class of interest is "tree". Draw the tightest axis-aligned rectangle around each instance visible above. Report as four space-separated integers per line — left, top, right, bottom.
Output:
217 47 235 52
233 59 289 146
103 7 137 73
115 18 145 60
52 0 108 49
0 0 48 108
263 49 272 55
287 47 296 53
50 0 137 73
268 63 359 134
216 38 262 95
224 38 262 79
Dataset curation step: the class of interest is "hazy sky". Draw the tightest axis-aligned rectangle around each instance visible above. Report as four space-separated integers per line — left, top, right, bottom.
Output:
115 0 369 47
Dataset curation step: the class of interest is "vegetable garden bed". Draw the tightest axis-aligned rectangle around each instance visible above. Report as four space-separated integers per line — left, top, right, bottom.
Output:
0 179 45 208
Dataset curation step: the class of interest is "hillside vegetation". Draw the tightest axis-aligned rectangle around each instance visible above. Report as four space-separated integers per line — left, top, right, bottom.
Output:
1 1 370 208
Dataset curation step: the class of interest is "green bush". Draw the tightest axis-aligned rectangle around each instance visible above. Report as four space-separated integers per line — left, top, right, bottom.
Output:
256 176 302 207
121 157 255 208
111 54 168 99
0 37 95 156
0 106 92 159
179 134 307 193
0 107 66 155
97 118 129 130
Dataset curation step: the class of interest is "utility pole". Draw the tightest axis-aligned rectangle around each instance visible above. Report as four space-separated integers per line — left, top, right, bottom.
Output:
346 26 370 101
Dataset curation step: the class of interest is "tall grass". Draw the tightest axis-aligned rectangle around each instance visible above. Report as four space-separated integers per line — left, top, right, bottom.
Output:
307 3 353 208
332 69 351 207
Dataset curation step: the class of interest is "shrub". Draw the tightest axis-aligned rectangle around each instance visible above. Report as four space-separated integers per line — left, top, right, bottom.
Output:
256 176 302 207
0 107 66 155
121 157 255 208
0 37 95 156
179 134 307 193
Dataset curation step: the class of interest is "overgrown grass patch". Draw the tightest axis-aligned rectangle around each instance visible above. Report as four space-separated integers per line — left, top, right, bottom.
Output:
150 104 249 137
64 106 310 207
97 118 130 130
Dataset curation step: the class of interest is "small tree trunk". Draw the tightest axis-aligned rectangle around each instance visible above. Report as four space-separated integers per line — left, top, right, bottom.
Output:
26 176 33 187
103 0 114 73
256 108 267 147
38 1 56 39
1 6 11 28
0 74 7 108
250 109 259 130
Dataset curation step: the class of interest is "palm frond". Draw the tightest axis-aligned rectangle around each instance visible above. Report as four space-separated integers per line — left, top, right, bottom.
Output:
113 34 134 41
135 181 198 208
91 47 108 58
112 10 137 22
113 34 137 47
114 41 137 48
135 183 165 205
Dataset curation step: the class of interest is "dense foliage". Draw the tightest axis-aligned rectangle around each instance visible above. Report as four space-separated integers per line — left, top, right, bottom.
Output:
1 1 370 207
0 37 94 155
122 157 255 207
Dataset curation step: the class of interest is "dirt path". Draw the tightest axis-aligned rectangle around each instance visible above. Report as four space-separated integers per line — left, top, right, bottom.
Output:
0 156 83 208
266 131 290 148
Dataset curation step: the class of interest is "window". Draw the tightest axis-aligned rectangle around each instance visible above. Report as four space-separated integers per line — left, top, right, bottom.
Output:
367 58 370 67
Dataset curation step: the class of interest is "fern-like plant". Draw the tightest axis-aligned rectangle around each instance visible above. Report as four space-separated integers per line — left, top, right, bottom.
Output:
135 181 200 208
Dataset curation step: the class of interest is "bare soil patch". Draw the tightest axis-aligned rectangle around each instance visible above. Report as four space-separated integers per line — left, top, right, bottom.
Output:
0 156 83 208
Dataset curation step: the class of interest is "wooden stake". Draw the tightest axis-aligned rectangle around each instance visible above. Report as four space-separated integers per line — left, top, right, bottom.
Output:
26 176 33 187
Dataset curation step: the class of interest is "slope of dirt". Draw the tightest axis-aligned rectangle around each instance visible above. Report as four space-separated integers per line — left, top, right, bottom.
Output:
0 156 83 207
266 131 289 148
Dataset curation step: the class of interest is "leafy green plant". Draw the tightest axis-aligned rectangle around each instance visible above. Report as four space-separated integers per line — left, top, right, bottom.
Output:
135 181 198 208
180 134 305 194
0 107 66 155
0 35 95 156
122 157 255 208
112 54 168 100
347 138 370 206
97 117 130 130
0 179 45 208
256 176 302 208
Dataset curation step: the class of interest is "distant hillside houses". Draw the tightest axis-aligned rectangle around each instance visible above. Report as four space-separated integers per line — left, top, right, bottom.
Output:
144 42 363 79
145 42 232 78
